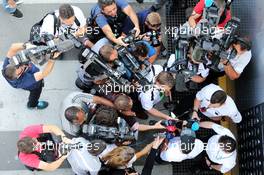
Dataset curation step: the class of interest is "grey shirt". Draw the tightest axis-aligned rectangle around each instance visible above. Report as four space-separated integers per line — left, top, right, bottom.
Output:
60 92 95 136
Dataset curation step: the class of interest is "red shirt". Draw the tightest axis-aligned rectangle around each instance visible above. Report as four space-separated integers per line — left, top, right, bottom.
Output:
18 125 43 169
194 0 231 28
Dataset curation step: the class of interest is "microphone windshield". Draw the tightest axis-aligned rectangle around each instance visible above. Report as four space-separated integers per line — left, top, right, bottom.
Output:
56 40 74 52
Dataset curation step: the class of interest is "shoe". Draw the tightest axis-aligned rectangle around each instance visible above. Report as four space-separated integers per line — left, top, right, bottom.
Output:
15 0 24 5
11 9 23 18
37 101 49 110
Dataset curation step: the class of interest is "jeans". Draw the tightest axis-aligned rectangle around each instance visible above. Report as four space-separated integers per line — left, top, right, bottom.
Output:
2 0 16 14
27 80 44 108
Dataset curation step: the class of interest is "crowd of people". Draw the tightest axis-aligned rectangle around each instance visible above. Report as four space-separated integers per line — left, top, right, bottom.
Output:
1 0 252 174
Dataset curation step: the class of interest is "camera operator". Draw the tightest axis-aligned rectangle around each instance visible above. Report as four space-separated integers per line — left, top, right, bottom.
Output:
76 44 128 92
2 43 60 109
139 71 176 120
67 138 117 175
60 92 114 137
167 46 210 84
86 0 140 47
159 127 204 162
192 121 237 174
131 41 158 64
17 124 71 171
39 4 87 39
192 84 242 123
188 0 231 29
218 37 252 80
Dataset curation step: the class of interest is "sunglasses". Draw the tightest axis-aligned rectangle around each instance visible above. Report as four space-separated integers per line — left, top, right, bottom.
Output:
146 20 161 28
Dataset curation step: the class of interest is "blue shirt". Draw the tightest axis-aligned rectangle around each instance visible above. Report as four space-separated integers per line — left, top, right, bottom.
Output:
2 57 40 91
90 0 129 29
137 40 156 58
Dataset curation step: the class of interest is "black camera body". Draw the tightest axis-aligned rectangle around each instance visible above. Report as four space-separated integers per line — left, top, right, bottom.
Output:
146 31 161 47
83 117 138 144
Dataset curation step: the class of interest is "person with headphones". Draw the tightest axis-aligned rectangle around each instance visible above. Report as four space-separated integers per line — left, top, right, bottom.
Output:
219 37 252 80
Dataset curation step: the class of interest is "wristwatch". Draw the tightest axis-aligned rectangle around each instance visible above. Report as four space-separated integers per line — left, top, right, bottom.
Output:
223 60 230 66
22 42 29 50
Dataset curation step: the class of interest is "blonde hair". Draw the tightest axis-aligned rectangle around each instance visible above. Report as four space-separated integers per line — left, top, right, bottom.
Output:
146 12 161 25
101 146 135 168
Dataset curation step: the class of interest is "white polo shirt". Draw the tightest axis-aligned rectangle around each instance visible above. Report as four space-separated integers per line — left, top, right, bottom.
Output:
145 65 164 83
160 137 204 162
60 92 95 136
218 50 252 74
67 137 101 175
206 124 237 174
196 84 242 123
139 86 164 111
40 6 86 37
167 54 210 78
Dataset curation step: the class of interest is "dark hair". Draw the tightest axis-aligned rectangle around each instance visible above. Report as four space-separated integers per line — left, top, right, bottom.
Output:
59 4 75 19
95 106 118 127
3 65 17 80
64 106 82 123
133 42 149 58
156 71 175 88
88 139 107 156
114 94 132 111
99 44 115 62
98 0 116 10
234 37 251 51
210 90 227 105
17 137 35 154
219 135 237 153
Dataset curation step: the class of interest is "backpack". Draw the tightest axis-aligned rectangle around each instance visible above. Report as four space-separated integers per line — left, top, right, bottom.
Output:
29 11 81 45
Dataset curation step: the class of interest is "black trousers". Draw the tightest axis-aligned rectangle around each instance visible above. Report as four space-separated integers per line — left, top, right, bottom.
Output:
27 80 44 108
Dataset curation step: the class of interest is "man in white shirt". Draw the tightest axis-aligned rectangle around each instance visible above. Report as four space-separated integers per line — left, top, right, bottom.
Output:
192 84 242 123
40 4 87 39
219 37 252 80
68 138 117 175
60 92 114 137
139 71 175 120
199 121 237 174
160 128 204 162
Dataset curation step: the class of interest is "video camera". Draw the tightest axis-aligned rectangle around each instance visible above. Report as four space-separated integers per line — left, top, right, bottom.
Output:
83 117 138 144
81 48 131 87
10 39 74 67
51 134 83 156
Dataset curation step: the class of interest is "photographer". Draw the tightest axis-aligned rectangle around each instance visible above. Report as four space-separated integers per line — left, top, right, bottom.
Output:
139 71 175 120
188 0 231 29
17 124 71 171
219 37 252 80
131 41 158 64
76 44 127 92
87 0 140 46
193 121 237 174
2 43 60 109
60 92 114 137
39 4 87 39
192 84 242 123
166 47 210 84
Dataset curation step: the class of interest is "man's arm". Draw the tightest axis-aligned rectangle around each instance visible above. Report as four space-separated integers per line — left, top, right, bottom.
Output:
92 96 115 108
223 63 240 80
191 75 206 83
101 25 126 46
188 12 202 29
43 125 66 137
211 164 223 172
138 120 165 132
6 43 24 58
192 98 201 120
123 5 140 36
38 156 67 171
147 108 171 120
136 143 153 160
199 121 214 129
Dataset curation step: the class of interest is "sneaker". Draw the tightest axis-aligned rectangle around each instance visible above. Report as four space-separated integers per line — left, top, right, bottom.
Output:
11 9 23 18
37 101 49 110
14 0 24 6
